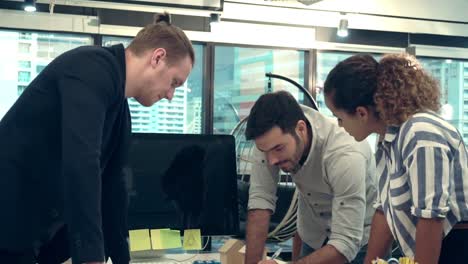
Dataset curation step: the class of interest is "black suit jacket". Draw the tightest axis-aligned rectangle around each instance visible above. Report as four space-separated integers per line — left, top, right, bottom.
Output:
0 44 131 264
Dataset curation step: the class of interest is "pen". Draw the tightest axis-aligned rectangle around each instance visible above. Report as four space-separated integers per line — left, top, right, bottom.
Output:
271 247 283 260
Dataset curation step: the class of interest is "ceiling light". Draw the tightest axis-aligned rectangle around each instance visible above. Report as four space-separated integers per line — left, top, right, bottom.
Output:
337 18 348 37
24 0 36 12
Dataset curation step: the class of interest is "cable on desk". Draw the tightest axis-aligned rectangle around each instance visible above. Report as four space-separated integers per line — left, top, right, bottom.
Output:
164 236 212 263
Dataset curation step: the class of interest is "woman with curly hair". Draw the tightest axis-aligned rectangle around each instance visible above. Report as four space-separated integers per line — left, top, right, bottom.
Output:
323 53 468 264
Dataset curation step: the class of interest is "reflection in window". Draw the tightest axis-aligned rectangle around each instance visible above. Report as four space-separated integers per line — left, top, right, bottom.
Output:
0 29 93 120
420 58 468 144
102 36 204 134
213 46 305 134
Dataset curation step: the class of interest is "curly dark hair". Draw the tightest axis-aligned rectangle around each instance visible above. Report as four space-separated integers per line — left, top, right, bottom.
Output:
324 53 441 125
375 54 440 125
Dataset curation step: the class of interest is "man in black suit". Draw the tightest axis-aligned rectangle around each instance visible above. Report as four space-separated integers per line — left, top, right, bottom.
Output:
0 13 194 264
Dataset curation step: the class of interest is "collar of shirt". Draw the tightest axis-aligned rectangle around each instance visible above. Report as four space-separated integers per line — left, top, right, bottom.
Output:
383 126 400 143
377 125 400 151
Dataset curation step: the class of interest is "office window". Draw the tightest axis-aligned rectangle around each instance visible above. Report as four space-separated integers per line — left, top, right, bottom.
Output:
420 58 468 144
213 46 305 134
102 36 204 134
0 30 92 120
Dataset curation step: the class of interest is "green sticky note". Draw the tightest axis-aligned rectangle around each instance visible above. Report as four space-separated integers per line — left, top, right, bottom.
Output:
129 229 151 251
183 229 202 250
151 229 182 249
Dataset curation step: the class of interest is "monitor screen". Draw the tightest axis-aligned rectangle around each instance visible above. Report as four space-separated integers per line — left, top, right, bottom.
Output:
125 133 239 236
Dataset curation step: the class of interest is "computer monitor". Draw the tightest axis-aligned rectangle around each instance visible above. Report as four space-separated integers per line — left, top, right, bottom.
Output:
125 133 240 236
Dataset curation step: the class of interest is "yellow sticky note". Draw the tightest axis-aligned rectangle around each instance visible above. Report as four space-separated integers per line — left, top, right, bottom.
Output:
150 228 169 249
129 229 152 251
183 229 202 250
151 229 182 249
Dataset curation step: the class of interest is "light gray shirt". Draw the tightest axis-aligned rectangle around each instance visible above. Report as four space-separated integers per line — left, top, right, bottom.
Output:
248 105 377 262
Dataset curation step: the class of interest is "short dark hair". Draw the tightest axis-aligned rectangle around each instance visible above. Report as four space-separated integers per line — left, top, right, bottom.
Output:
245 91 306 140
323 54 378 114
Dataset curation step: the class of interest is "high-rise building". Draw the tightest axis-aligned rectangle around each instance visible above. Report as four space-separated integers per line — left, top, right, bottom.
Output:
128 85 188 133
423 60 468 144
0 30 92 120
187 97 202 134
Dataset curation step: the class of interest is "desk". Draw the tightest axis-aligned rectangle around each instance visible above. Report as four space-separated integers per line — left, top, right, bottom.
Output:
62 253 290 264
61 253 219 264
130 253 220 263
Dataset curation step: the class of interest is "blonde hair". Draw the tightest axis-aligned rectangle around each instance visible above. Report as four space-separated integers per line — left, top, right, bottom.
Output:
374 53 440 125
127 12 194 66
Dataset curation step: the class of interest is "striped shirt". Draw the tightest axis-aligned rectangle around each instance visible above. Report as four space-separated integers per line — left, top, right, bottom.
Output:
375 111 468 257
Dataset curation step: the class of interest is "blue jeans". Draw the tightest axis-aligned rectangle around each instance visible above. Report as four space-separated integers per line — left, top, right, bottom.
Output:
300 240 367 264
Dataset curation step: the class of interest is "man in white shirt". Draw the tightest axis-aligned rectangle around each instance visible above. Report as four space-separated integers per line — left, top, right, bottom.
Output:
244 91 377 264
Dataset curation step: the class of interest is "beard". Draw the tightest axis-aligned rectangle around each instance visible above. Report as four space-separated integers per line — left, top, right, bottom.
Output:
281 132 305 174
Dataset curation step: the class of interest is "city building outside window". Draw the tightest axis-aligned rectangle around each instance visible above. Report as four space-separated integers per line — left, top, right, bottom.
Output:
0 29 93 120
420 58 468 144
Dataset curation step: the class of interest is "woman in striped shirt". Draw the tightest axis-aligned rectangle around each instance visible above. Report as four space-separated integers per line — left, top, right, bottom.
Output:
322 53 468 264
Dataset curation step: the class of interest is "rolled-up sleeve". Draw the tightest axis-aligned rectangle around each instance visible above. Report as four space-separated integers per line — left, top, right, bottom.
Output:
405 145 451 219
247 147 280 213
325 151 367 262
